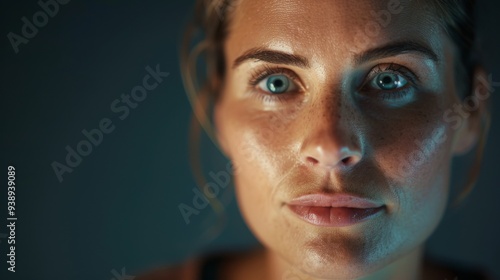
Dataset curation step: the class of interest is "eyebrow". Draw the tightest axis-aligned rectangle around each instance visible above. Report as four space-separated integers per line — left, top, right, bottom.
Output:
354 40 439 65
232 47 310 69
232 41 439 69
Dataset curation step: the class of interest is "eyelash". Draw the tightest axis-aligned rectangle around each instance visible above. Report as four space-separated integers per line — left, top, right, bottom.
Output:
248 65 303 104
247 63 418 104
360 63 418 101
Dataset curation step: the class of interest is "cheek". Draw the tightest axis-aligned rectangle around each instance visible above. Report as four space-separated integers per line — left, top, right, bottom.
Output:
220 103 303 238
225 101 301 179
369 104 455 244
372 117 453 187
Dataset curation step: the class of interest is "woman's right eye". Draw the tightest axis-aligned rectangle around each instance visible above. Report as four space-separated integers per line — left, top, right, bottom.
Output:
257 74 298 94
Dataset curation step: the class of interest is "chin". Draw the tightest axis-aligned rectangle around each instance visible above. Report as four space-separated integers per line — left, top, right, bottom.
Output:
288 254 381 280
297 245 383 279
286 245 405 280
268 224 410 280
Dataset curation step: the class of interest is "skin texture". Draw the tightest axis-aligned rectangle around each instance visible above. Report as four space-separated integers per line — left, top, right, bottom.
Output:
212 0 488 279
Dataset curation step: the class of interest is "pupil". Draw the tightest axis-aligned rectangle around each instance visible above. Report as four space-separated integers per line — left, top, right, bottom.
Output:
382 76 393 84
274 79 284 88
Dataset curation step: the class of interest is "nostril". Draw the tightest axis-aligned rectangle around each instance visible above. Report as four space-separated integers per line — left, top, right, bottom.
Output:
305 155 357 168
341 157 352 165
342 155 362 166
306 157 319 165
302 146 362 169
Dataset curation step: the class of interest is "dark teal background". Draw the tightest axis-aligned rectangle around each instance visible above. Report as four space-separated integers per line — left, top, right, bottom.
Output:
1 1 499 279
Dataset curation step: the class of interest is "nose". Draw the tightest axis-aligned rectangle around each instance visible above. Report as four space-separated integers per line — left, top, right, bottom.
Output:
300 105 362 170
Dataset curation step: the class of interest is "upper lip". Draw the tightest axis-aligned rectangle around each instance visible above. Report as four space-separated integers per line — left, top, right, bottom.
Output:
288 193 383 208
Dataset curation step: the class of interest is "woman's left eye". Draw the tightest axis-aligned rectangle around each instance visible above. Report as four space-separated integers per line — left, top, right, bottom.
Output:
370 72 408 90
257 74 297 94
359 65 418 104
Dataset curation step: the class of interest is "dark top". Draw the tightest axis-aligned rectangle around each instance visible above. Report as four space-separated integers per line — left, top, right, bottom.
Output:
199 254 223 280
198 253 495 280
422 255 495 280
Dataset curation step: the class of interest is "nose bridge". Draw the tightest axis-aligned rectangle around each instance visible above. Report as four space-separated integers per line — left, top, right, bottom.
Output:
299 90 362 169
312 92 354 148
318 91 345 130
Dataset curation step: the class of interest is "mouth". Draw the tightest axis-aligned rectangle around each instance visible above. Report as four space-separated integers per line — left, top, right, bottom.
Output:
286 193 385 227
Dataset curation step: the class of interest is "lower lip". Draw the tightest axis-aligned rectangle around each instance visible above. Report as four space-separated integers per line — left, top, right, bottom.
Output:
287 205 385 227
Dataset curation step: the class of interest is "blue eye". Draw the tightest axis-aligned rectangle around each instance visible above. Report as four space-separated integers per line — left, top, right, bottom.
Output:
371 72 408 90
258 74 295 94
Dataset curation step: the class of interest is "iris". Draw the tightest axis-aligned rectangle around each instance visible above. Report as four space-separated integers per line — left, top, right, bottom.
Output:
266 75 290 93
374 72 408 90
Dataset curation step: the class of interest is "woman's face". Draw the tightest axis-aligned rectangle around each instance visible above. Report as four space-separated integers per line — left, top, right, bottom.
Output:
214 0 478 278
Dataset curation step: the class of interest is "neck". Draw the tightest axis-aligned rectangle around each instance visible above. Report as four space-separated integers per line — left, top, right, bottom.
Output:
263 245 425 280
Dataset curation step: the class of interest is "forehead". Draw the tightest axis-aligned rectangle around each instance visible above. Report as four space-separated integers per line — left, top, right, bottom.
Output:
225 0 447 65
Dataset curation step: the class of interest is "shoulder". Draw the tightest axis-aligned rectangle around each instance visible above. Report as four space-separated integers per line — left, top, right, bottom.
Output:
423 256 494 280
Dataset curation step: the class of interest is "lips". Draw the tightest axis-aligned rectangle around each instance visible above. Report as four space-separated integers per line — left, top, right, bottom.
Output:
287 193 385 227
